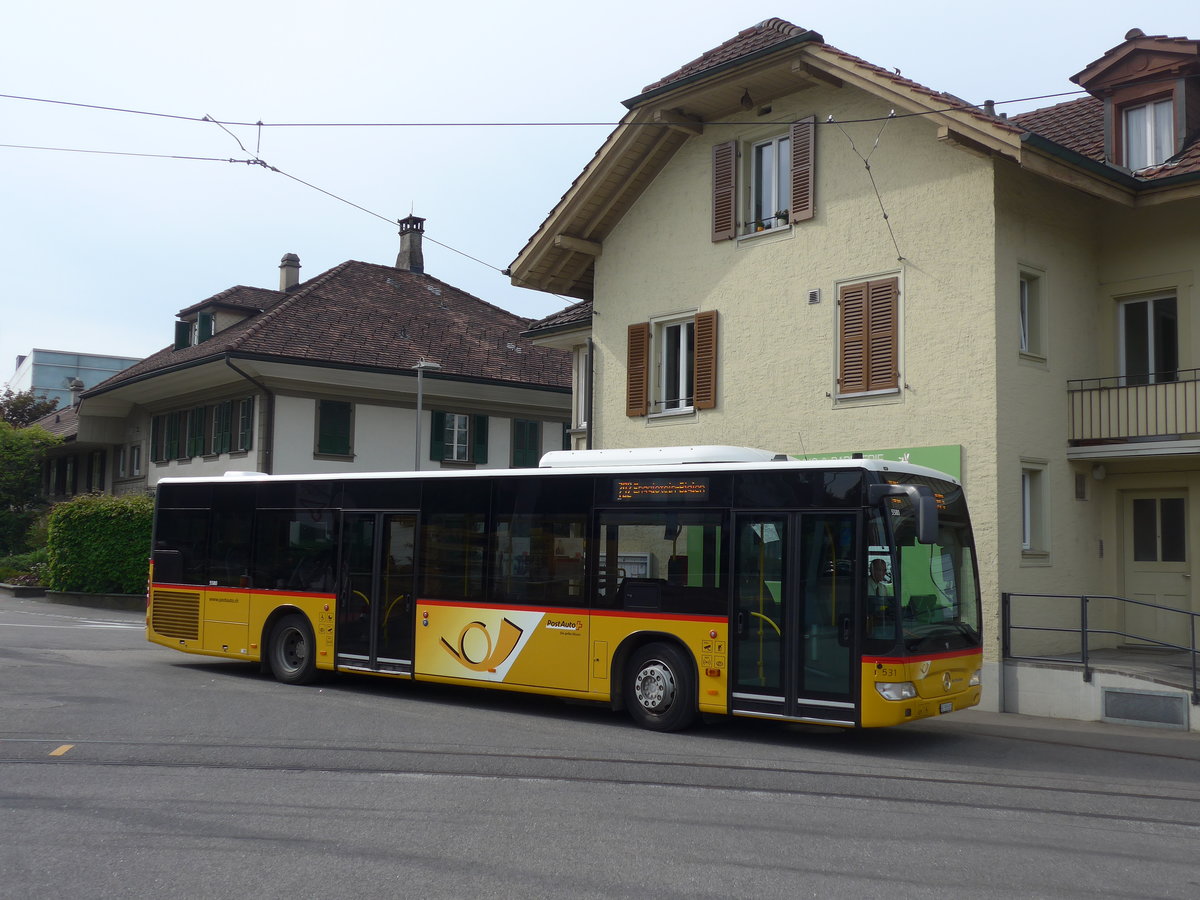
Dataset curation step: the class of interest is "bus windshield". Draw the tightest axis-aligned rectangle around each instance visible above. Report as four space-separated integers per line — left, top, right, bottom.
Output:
876 477 982 654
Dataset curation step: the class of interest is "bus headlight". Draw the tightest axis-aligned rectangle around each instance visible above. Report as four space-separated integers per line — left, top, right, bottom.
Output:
968 669 981 687
875 682 917 701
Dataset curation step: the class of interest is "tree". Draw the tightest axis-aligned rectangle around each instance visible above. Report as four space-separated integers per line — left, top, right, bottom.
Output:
0 422 60 555
1 388 59 427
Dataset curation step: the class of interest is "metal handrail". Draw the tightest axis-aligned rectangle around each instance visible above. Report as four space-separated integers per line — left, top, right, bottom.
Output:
1002 592 1199 705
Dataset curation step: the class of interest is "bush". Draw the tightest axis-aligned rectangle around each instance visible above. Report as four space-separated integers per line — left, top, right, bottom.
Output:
46 494 154 594
0 548 49 585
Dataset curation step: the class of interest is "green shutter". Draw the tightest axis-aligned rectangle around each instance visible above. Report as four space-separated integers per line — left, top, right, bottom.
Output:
238 397 254 451
165 411 181 460
151 415 164 462
473 415 488 465
174 321 191 350
317 400 352 456
430 410 446 461
215 401 232 453
187 407 206 457
197 312 214 343
513 419 540 467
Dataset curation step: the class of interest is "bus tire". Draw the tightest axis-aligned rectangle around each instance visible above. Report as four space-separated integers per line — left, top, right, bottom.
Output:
624 642 696 732
268 614 318 685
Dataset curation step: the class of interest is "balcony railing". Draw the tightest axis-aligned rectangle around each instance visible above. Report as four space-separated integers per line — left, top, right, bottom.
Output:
1068 369 1200 443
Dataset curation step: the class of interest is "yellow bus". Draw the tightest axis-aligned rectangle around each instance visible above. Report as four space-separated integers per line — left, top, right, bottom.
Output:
147 446 982 731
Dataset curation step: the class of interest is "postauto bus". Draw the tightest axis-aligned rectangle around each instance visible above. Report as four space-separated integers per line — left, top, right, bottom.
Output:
147 446 982 730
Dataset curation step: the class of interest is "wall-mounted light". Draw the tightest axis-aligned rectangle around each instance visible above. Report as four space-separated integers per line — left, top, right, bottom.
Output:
1092 464 1107 481
740 88 754 110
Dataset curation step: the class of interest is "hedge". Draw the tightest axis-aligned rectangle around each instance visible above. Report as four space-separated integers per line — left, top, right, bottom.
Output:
46 493 154 594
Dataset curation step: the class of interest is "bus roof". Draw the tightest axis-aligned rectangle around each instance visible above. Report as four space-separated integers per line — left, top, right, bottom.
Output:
155 446 961 488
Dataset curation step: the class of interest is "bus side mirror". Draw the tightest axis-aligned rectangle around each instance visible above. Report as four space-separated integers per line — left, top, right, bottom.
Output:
867 483 938 544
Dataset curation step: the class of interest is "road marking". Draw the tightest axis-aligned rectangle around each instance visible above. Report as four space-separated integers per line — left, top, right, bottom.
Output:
50 744 74 757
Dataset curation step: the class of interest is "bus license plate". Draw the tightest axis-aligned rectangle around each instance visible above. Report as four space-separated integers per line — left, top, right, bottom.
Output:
939 702 953 714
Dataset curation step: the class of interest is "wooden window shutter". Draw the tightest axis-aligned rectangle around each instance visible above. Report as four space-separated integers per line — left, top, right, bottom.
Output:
711 140 737 241
838 278 899 394
472 414 489 464
866 278 899 391
197 312 214 343
430 410 446 461
174 320 191 350
790 116 815 222
693 310 718 409
626 322 650 416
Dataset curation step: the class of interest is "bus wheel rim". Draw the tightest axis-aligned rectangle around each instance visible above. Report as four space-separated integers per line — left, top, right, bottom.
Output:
281 628 306 670
634 660 675 713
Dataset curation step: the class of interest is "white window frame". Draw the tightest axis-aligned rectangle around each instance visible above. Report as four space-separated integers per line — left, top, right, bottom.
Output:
444 412 471 462
129 443 142 477
573 346 589 430
650 313 696 416
746 133 791 234
1123 98 1173 170
1118 293 1177 386
1020 460 1049 560
1019 268 1045 360
117 446 127 479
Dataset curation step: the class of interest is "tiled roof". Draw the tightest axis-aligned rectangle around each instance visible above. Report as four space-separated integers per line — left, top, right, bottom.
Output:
1011 97 1105 161
523 299 593 336
1012 96 1200 181
30 403 77 438
177 284 284 317
89 261 570 395
641 18 815 94
639 18 1020 136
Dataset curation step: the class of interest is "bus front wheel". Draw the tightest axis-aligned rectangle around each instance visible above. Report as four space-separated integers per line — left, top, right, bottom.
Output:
624 642 696 732
268 614 318 685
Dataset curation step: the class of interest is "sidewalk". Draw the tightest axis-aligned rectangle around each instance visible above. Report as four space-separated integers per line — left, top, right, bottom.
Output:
0 583 143 611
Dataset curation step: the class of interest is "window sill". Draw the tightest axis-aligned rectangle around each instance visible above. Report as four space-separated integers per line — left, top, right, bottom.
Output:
314 453 355 461
647 407 696 423
1020 550 1052 567
1019 351 1048 366
735 224 793 246
438 459 477 469
833 388 902 407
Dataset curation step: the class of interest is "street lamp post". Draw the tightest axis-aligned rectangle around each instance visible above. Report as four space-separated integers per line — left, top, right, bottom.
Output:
412 358 441 470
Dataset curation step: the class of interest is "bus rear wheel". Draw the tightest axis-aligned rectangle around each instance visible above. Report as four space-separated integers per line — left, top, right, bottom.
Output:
268 614 318 685
624 642 696 732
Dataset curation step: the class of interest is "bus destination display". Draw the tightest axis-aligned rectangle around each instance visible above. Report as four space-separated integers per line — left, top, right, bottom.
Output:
613 477 710 502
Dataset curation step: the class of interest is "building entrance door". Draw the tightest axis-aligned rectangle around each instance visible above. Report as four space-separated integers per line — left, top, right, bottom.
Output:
1121 491 1191 648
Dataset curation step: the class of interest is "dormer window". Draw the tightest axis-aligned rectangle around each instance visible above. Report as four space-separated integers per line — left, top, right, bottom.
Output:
1123 98 1173 170
173 312 215 349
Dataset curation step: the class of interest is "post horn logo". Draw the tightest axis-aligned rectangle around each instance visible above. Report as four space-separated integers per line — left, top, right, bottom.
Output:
440 617 524 673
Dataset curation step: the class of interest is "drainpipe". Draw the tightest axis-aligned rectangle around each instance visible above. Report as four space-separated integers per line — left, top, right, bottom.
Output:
585 338 594 450
224 355 275 474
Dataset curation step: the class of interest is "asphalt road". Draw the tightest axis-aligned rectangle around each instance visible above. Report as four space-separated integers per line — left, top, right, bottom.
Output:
1 596 1198 899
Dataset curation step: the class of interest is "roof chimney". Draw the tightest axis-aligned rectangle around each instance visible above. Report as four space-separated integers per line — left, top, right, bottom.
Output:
279 253 301 291
396 215 426 274
68 377 85 408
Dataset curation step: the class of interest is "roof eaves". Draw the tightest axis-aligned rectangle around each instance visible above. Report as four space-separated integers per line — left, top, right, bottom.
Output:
79 352 230 400
622 29 824 109
1019 132 1144 188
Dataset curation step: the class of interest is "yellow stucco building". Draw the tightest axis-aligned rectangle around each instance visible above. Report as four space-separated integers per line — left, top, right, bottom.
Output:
514 22 1200 726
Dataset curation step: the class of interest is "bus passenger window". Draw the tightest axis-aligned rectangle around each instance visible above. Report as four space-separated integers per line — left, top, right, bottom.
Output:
596 511 727 615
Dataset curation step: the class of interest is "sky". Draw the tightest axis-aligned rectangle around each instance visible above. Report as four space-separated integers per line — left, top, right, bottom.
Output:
3 1 1196 388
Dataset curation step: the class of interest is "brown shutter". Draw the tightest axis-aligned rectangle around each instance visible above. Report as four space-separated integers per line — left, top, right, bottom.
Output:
790 116 815 222
866 278 899 391
839 278 899 394
712 140 737 241
693 310 718 409
838 283 867 394
626 322 650 417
